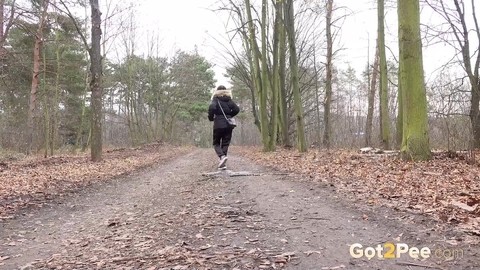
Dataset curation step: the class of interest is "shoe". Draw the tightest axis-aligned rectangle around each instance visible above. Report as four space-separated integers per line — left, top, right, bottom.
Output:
218 155 228 168
218 165 227 171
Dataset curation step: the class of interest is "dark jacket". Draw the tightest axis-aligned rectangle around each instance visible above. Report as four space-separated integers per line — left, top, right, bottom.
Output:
208 90 240 129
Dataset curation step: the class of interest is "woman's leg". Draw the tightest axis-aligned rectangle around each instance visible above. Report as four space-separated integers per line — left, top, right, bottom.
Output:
213 129 224 157
221 128 233 156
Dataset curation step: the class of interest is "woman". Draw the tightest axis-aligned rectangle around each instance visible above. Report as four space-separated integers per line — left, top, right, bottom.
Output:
208 85 240 170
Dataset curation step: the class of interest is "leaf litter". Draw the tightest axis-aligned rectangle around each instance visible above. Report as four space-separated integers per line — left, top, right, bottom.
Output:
0 143 193 219
3 146 479 269
1 147 296 270
236 147 480 243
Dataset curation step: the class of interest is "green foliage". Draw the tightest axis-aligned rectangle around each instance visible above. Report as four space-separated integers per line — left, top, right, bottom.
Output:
0 2 214 150
111 50 215 143
0 11 88 150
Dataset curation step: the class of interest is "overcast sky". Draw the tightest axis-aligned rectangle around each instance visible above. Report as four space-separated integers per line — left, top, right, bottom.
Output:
129 0 468 86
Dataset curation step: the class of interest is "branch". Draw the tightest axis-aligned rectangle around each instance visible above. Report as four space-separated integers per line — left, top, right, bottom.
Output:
471 0 480 76
57 0 89 50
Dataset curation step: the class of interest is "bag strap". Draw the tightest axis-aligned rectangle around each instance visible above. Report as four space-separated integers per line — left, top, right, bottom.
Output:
217 99 229 119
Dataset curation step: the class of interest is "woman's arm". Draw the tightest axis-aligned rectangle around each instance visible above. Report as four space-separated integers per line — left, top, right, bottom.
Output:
229 100 240 117
208 101 216 121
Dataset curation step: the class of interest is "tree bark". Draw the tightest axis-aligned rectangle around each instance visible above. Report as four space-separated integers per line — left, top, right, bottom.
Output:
43 45 49 157
365 44 379 147
51 30 61 155
378 0 390 149
27 0 50 154
268 0 283 151
323 0 333 149
467 0 480 148
471 80 480 147
0 0 4 43
285 0 307 152
396 63 403 148
245 0 264 139
398 0 431 160
278 0 290 147
89 0 103 161
260 0 272 151
313 42 322 146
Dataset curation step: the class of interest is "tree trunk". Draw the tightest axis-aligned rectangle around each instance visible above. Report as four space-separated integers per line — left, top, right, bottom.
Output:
232 1 261 132
313 42 322 145
260 0 272 151
323 0 333 149
43 47 49 157
27 36 41 153
0 0 4 40
268 0 283 151
278 0 289 147
245 0 264 138
51 30 61 155
398 0 431 160
471 80 480 147
365 44 379 147
0 0 5 59
396 63 403 148
465 0 480 148
89 0 103 161
285 0 307 152
378 0 390 149
27 0 50 154
0 0 15 59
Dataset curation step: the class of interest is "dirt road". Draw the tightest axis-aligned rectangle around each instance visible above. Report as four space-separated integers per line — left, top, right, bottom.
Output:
1 149 478 269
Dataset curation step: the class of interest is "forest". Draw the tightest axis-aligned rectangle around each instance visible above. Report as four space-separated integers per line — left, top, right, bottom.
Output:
0 0 478 162
0 0 480 269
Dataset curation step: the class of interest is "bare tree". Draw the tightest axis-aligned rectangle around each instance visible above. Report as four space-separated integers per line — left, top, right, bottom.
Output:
365 44 379 147
0 0 17 56
58 0 103 161
323 0 333 148
27 0 50 154
378 0 390 149
425 0 480 148
285 0 307 152
89 0 102 161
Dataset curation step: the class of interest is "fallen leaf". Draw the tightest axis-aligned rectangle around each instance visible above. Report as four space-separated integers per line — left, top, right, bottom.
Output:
321 265 346 270
451 201 477 212
279 251 295 257
304 250 321 256
198 244 212 250
393 233 403 242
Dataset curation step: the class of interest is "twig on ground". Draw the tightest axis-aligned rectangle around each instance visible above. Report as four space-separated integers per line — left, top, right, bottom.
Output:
395 261 447 270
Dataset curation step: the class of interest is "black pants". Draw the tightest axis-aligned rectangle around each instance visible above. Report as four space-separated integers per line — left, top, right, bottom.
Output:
213 128 233 157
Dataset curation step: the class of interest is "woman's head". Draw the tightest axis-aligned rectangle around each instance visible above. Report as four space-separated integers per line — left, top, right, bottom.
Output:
212 85 232 100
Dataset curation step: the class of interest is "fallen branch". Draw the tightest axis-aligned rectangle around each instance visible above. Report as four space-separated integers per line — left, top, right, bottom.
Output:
306 217 330 220
395 261 447 270
111 255 162 263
